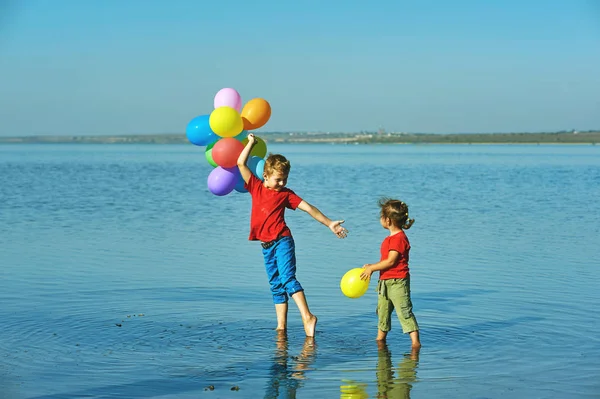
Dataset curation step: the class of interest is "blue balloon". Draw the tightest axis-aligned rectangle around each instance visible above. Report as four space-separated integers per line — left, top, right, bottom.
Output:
233 130 248 142
234 173 248 193
248 156 265 180
234 156 263 193
186 115 217 146
255 159 265 178
233 157 264 193
247 156 264 180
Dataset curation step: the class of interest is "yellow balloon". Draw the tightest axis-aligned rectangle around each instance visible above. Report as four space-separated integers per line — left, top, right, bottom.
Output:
242 136 267 158
340 268 370 299
209 106 244 138
340 381 369 399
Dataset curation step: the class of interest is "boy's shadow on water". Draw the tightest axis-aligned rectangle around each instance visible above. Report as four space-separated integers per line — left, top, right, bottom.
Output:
264 331 317 399
341 343 419 399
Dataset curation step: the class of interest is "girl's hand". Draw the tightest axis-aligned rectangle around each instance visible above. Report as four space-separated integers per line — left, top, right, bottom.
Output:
360 264 373 280
329 220 348 238
247 133 256 144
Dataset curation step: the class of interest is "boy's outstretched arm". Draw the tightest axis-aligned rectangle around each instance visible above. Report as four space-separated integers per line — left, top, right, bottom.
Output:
297 200 348 238
236 133 256 183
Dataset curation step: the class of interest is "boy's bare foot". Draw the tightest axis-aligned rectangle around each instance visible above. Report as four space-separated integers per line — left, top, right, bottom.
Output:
275 303 288 331
303 315 317 337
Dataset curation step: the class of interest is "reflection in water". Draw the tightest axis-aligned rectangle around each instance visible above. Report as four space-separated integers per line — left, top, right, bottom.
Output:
340 381 369 399
376 342 419 399
340 343 419 399
264 331 317 399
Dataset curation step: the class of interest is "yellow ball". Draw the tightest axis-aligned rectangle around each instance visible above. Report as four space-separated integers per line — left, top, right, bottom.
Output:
340 268 370 299
340 380 369 398
209 106 244 138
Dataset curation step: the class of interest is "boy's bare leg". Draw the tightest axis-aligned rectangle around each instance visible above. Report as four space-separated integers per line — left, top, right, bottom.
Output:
290 291 318 337
275 303 288 331
409 330 421 349
376 330 388 341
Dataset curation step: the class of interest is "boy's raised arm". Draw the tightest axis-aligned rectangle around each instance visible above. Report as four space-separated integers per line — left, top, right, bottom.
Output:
237 133 256 183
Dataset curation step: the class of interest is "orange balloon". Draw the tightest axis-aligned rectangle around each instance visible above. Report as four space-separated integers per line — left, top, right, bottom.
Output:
241 98 271 130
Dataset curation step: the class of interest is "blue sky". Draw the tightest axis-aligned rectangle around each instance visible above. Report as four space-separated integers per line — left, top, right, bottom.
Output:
0 0 599 136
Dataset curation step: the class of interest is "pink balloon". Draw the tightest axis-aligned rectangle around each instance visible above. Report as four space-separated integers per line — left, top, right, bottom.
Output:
214 88 242 112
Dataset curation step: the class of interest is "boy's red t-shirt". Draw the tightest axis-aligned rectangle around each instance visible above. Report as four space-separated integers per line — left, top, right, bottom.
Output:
245 174 303 242
379 230 411 280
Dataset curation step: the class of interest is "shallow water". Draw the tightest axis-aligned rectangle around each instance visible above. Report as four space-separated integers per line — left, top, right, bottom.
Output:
1 143 599 398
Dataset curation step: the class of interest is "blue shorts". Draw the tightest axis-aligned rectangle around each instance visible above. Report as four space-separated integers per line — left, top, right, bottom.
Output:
262 236 303 304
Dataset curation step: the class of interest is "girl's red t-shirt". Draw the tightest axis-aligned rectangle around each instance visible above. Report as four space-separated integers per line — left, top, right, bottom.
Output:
379 230 411 280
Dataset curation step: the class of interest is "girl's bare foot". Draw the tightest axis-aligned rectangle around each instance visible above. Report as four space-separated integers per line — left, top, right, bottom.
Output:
409 330 421 349
376 340 388 351
303 315 318 337
376 330 388 341
410 346 421 359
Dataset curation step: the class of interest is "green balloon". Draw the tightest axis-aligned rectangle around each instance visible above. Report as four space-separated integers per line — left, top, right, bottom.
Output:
242 136 267 158
205 141 218 167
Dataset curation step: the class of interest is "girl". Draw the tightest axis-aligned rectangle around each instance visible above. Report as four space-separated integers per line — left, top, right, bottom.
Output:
361 198 421 349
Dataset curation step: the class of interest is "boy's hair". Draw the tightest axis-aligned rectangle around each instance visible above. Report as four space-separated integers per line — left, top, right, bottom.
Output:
264 153 291 177
378 197 414 230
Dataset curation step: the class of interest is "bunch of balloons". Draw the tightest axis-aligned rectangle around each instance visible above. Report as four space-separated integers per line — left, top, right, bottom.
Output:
185 88 272 196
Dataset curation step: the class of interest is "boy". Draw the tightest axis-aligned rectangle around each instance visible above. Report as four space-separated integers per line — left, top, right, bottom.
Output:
237 133 347 337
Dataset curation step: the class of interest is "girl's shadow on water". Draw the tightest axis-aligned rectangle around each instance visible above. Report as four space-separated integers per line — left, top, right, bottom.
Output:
341 342 420 399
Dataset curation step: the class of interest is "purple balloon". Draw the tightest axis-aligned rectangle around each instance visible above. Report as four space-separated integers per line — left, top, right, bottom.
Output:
214 88 242 112
207 166 239 196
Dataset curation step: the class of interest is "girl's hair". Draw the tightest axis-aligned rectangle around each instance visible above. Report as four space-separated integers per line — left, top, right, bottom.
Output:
378 197 414 230
264 153 291 177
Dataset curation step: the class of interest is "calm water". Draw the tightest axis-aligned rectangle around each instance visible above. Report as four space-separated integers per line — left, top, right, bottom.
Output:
1 143 599 399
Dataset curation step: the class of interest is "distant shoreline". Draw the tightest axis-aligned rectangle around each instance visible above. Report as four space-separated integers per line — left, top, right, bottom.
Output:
0 131 598 145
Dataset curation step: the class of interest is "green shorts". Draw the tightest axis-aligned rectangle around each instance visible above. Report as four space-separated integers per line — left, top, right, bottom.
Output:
377 278 419 334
